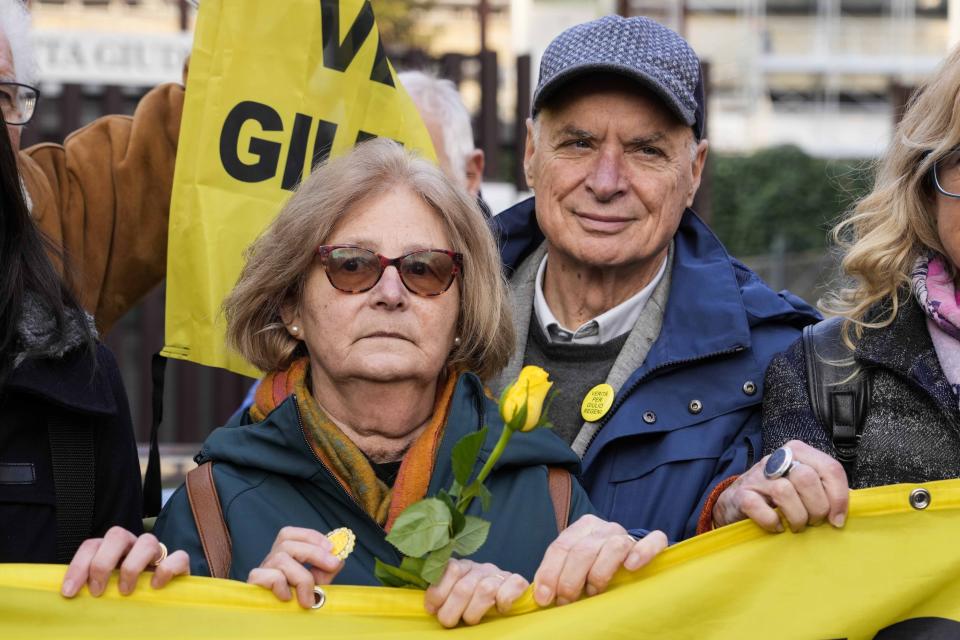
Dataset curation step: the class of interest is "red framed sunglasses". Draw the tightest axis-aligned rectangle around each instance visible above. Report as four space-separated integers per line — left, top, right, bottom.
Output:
317 245 463 297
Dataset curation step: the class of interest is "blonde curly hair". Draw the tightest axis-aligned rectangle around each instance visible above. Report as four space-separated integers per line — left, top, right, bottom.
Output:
822 45 960 344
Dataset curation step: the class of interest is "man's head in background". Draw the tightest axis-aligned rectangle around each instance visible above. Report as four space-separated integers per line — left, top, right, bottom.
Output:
398 70 485 198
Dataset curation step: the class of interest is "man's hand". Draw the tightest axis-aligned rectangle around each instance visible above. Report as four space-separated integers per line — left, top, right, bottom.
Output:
533 514 668 607
713 440 849 532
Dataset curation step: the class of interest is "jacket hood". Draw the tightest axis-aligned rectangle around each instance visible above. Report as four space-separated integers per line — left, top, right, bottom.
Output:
197 372 581 484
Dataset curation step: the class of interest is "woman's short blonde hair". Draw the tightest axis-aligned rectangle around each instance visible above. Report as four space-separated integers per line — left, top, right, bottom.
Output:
823 44 960 341
224 138 514 380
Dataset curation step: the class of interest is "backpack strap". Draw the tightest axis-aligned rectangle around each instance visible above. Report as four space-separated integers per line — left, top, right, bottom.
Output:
186 462 233 579
547 466 572 534
47 410 95 564
802 317 872 479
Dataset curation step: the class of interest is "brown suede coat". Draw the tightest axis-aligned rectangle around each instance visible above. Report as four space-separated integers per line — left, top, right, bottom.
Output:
20 83 185 335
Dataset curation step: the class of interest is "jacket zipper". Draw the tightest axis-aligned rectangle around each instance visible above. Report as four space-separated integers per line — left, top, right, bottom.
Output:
292 394 388 536
581 345 748 460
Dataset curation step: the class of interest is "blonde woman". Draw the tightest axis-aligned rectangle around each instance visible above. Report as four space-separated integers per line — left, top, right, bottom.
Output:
703 46 960 534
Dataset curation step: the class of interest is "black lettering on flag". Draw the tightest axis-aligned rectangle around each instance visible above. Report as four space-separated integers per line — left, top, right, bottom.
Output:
312 119 338 167
280 113 313 191
320 0 395 87
220 101 283 183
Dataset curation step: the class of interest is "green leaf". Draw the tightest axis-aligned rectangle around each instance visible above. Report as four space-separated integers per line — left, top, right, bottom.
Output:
437 490 466 536
385 498 452 557
451 427 488 487
509 401 528 433
400 556 426 575
374 558 429 589
477 483 493 511
449 479 463 500
452 516 490 556
536 389 559 429
421 542 455 585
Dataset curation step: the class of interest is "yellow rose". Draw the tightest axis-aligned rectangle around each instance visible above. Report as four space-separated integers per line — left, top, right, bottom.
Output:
500 366 553 432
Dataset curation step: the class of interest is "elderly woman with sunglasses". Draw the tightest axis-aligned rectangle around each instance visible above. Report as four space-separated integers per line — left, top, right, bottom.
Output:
60 139 667 627
701 46 960 535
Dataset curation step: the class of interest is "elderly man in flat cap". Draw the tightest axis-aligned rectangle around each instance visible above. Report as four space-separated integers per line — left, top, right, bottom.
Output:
493 15 820 605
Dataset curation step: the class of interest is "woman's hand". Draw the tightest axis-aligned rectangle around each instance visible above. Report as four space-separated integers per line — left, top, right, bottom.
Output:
533 514 668 607
61 527 189 598
247 526 344 609
423 559 529 628
712 440 849 532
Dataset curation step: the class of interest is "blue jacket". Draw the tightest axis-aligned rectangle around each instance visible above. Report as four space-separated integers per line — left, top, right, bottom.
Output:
491 198 820 541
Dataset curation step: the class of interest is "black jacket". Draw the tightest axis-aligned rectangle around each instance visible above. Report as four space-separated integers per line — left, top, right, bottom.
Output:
0 344 143 562
763 298 960 488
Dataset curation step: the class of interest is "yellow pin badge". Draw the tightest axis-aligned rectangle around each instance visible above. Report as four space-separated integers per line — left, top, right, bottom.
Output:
326 528 356 561
581 384 615 422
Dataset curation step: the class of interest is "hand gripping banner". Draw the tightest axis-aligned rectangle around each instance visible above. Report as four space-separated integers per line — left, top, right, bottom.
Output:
4 480 960 638
161 0 435 377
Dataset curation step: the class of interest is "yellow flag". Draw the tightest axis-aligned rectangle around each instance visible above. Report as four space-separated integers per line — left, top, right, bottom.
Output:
161 0 435 377
4 480 960 638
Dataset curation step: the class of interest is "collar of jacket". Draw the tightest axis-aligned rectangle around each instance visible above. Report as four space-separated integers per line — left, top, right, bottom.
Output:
4 343 117 416
492 197 819 370
856 296 958 417
198 371 582 488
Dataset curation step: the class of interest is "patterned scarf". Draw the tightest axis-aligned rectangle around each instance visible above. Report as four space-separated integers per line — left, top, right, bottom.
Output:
912 254 960 400
250 357 459 529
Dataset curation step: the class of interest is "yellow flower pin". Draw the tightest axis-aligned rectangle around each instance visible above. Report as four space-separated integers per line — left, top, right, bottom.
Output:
326 527 356 561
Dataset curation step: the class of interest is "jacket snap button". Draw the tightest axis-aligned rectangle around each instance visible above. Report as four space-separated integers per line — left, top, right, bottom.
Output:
742 381 757 396
910 487 931 510
688 399 703 414
642 411 656 424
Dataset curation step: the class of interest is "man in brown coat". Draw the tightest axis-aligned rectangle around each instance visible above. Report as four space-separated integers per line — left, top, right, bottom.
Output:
2 1 184 334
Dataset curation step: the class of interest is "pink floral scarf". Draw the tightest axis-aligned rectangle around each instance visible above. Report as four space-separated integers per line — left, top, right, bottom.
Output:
912 254 960 399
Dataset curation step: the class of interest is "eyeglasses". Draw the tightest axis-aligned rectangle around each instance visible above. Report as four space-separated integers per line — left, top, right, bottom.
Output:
0 82 38 126
317 245 463 297
931 147 960 199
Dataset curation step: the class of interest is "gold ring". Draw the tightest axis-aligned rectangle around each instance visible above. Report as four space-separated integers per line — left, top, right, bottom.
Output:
152 542 168 566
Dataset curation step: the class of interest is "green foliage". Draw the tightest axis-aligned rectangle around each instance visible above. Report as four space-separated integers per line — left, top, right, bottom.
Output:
374 557 429 589
385 498 453 557
709 145 874 257
421 542 456 584
451 427 487 488
452 516 491 556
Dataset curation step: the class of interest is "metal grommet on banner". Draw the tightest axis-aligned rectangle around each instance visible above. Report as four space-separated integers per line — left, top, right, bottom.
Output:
909 488 931 510
312 587 327 609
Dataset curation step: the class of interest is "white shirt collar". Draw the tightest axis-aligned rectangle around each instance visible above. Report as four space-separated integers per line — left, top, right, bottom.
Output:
533 253 668 345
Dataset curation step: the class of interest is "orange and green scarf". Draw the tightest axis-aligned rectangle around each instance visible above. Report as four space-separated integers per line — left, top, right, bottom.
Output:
250 358 458 530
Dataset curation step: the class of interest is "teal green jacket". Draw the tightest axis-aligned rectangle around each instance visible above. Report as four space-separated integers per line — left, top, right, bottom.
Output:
154 373 596 584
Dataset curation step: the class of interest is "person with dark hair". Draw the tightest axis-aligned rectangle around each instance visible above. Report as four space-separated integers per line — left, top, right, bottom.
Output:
0 114 143 564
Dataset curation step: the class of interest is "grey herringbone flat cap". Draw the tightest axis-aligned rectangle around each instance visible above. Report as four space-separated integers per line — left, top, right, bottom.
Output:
533 15 705 139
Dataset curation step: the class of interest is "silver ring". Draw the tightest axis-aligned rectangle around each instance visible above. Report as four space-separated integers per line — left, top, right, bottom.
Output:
763 446 797 480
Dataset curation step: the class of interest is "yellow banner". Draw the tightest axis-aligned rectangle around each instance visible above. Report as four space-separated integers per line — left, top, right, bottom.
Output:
162 0 435 377
4 481 960 638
